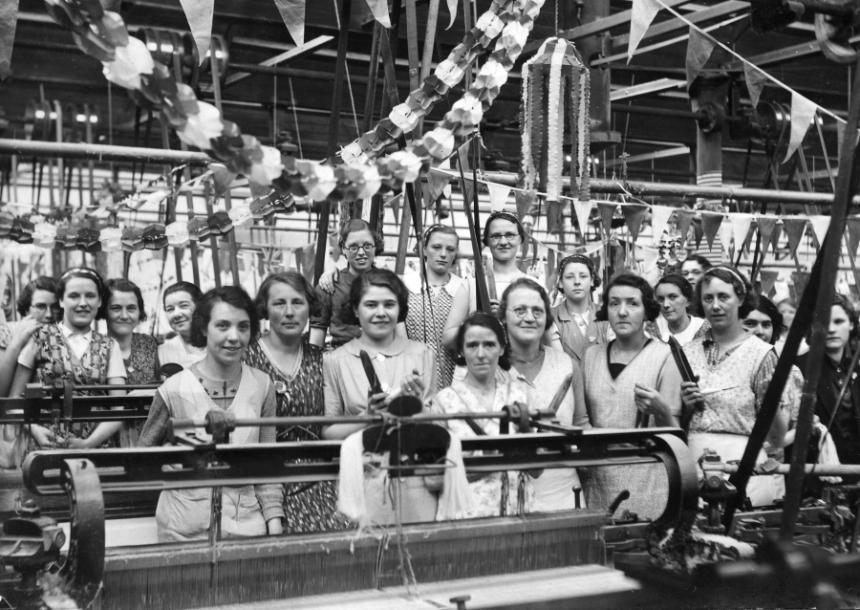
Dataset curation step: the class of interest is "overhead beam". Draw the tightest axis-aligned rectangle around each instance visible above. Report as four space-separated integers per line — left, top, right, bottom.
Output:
602 146 691 168
611 1 747 48
610 78 686 101
223 35 334 87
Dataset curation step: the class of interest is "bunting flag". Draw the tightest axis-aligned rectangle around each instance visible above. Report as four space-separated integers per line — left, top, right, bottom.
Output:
515 190 536 221
675 207 695 244
572 199 593 239
755 216 778 255
621 203 649 242
782 217 808 257
364 0 392 28
428 167 451 202
547 200 563 234
445 0 458 29
719 217 734 253
0 0 18 79
769 220 783 256
685 27 715 90
759 269 779 296
791 271 810 301
783 92 817 163
179 0 215 64
743 62 768 109
628 0 663 63
846 216 860 258
650 205 673 245
274 0 306 47
701 211 724 251
808 214 830 249
730 213 753 255
486 182 512 211
597 202 617 238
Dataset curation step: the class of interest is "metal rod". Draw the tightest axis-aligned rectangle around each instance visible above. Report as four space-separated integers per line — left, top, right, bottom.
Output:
0 138 210 165
703 462 860 476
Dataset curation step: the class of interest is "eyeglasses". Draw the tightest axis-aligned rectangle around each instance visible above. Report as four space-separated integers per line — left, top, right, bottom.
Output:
344 242 375 254
488 232 519 243
511 306 545 319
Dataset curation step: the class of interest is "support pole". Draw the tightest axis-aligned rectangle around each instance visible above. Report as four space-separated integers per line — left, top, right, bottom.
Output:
690 74 730 211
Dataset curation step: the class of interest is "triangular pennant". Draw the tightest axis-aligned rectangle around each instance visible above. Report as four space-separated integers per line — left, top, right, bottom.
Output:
719 217 734 253
759 269 779 297
445 0 458 29
547 200 563 234
0 0 19 80
783 92 817 163
597 202 617 238
769 220 782 256
486 182 512 211
649 205 673 245
730 213 753 254
846 216 860 259
573 199 594 239
364 0 392 28
461 178 475 210
701 212 724 251
755 216 778 253
628 0 662 63
273 0 306 47
179 0 215 65
515 190 536 221
428 169 451 202
782 217 807 257
621 203 649 243
791 271 811 302
685 28 715 90
808 214 830 249
675 207 695 244
743 62 768 109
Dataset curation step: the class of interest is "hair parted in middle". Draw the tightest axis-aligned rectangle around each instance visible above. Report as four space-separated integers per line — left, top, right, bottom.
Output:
696 265 758 319
341 267 410 325
749 294 784 345
255 271 318 319
482 210 526 246
106 278 148 322
557 253 601 289
339 218 384 255
596 272 661 322
454 310 511 370
57 267 109 320
498 276 555 331
189 285 260 348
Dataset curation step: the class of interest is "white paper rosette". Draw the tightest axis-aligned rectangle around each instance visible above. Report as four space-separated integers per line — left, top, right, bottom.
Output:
165 221 190 247
99 227 123 252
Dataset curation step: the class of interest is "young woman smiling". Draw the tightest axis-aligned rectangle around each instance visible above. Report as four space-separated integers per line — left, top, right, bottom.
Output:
139 286 285 541
157 281 205 370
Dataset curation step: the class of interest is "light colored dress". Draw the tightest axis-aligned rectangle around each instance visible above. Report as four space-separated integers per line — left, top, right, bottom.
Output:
157 335 205 370
511 347 589 512
582 340 683 520
430 373 534 517
654 315 706 346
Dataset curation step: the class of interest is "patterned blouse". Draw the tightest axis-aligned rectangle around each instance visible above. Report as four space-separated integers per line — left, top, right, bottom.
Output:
244 337 345 533
124 333 160 384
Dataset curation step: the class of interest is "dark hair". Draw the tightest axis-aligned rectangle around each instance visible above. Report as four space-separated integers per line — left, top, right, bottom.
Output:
454 311 511 370
597 272 661 322
256 271 318 319
57 267 108 319
557 253 601 289
189 285 260 348
342 268 409 325
339 218 383 256
106 278 147 322
498 277 554 331
163 281 203 306
831 293 859 346
655 273 694 303
482 211 525 246
748 294 783 345
681 254 713 272
17 276 57 317
696 265 758 319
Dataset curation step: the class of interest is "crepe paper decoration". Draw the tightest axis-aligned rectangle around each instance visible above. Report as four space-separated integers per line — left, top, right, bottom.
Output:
274 0 306 47
729 213 753 255
621 203 649 242
743 62 769 110
759 269 779 297
486 181 512 211
166 222 190 247
808 214 830 249
515 190 536 221
597 202 617 238
179 0 214 65
701 211 724 251
0 0 19 79
33 222 58 249
99 227 123 252
445 0 459 28
572 199 593 240
783 92 817 163
521 37 590 203
846 216 860 258
781 217 808 257
364 0 392 28
675 207 696 244
755 216 778 256
649 205 673 245
685 27 715 90
628 0 662 63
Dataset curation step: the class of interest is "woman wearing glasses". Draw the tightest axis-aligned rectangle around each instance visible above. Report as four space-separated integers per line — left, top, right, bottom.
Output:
476 211 529 310
243 271 343 532
311 219 379 349
582 273 682 519
501 278 589 512
405 224 469 389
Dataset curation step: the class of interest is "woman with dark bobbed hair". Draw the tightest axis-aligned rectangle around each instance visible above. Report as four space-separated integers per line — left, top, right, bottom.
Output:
243 271 342 532
654 273 706 346
158 281 205 370
140 286 284 541
682 266 791 506
582 272 682 519
106 278 159 384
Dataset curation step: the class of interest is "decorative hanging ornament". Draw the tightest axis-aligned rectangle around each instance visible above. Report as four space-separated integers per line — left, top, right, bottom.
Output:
520 37 591 233
99 227 123 252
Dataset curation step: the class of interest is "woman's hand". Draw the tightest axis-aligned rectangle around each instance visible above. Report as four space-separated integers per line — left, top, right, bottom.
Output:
634 383 676 426
317 269 338 294
398 370 424 398
29 424 56 448
9 316 41 350
680 381 705 409
367 391 388 413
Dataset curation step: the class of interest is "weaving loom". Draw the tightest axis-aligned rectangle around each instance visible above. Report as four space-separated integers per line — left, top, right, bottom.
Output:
2 421 698 609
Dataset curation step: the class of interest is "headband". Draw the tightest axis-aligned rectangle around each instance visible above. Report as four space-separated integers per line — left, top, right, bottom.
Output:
422 223 457 245
482 210 525 243
60 267 103 288
704 265 748 295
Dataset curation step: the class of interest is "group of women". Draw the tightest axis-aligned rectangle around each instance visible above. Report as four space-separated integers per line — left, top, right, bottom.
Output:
0 211 857 541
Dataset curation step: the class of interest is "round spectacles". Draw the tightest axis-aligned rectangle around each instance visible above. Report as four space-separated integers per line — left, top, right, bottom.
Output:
344 243 375 254
488 232 519 243
511 306 545 319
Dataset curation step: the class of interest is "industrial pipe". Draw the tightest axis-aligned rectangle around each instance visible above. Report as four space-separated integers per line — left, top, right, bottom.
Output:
0 139 211 165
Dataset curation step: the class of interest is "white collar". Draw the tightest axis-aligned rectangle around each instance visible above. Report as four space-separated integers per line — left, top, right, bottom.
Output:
60 321 92 340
